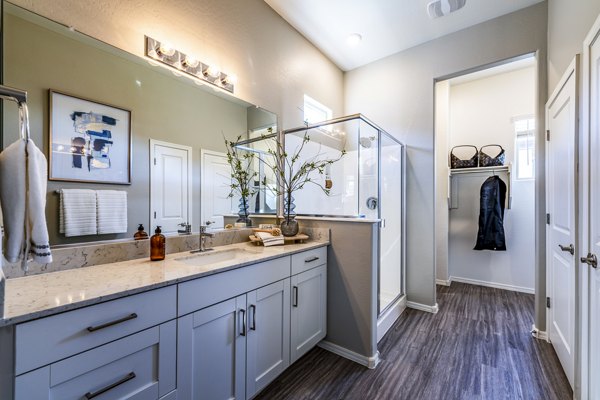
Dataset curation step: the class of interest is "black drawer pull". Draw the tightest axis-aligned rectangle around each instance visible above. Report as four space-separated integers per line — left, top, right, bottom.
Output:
293 286 299 307
84 371 136 399
87 313 138 332
240 309 247 336
250 305 256 331
305 256 319 263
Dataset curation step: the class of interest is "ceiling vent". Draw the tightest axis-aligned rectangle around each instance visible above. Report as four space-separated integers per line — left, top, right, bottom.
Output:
427 0 467 19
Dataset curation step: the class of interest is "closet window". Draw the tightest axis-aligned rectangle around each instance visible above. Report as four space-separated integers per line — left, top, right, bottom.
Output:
514 117 536 180
304 95 332 128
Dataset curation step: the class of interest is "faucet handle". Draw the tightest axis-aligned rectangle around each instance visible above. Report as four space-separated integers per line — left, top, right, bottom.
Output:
205 220 215 226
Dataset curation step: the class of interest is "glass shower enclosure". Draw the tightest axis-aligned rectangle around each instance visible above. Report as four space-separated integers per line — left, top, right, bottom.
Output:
283 114 406 315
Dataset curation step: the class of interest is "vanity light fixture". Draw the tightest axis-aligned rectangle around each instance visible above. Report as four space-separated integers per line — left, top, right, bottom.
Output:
145 36 236 93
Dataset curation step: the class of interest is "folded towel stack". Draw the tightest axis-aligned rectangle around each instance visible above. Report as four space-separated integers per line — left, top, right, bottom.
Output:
96 190 128 234
60 189 97 237
256 231 284 247
59 189 127 236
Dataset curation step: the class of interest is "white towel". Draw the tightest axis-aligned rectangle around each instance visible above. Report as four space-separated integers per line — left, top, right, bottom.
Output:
59 189 97 237
26 139 52 265
256 231 284 247
0 139 27 263
96 190 127 234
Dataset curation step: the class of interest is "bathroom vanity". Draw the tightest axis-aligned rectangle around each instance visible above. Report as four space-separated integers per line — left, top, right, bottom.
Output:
0 242 328 400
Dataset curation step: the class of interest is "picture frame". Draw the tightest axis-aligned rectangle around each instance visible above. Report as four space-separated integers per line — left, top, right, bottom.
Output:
49 90 132 184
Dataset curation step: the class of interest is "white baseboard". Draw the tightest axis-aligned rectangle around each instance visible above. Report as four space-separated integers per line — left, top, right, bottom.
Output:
450 276 534 294
377 296 407 342
531 324 549 342
407 301 439 314
318 341 380 369
436 279 452 286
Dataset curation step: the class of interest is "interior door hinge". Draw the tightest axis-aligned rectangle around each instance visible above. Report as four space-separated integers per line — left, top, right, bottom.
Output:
546 130 550 141
154 211 157 219
153 158 157 166
546 213 550 225
546 297 551 308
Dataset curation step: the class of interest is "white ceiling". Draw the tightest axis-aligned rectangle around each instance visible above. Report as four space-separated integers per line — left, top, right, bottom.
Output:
264 0 544 71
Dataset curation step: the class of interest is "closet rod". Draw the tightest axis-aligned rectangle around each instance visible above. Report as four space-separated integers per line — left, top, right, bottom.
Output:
0 84 27 105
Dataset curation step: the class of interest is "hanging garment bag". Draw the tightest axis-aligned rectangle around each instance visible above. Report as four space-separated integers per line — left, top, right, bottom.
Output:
474 175 507 251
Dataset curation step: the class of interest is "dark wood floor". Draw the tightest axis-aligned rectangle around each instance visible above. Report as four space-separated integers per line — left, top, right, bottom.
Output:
255 282 572 400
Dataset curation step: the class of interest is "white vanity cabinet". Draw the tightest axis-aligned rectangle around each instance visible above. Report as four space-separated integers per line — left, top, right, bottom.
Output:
290 264 327 363
12 286 178 400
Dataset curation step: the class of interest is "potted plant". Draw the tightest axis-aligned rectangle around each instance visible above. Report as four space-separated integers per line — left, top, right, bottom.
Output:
224 136 257 227
261 127 346 236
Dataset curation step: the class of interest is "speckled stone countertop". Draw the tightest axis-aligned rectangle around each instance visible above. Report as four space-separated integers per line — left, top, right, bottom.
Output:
1 240 328 327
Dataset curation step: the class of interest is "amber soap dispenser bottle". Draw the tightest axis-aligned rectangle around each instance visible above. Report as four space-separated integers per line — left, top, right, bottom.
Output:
150 226 166 261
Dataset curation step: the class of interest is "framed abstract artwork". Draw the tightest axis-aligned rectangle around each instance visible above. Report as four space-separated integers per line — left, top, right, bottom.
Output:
49 90 132 184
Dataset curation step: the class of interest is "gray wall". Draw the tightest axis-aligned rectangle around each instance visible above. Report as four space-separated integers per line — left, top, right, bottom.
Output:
3 12 248 245
344 4 548 320
8 0 345 131
548 0 600 93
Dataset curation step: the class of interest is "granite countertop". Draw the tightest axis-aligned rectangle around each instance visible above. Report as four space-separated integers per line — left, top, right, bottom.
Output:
1 240 328 327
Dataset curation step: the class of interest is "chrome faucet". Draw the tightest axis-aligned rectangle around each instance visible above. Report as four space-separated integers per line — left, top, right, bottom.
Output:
177 222 192 235
191 224 215 253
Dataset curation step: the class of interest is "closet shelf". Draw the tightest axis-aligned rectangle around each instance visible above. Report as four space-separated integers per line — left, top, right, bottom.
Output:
448 164 512 210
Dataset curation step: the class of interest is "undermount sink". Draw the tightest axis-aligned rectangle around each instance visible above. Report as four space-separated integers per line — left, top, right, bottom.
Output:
176 248 248 266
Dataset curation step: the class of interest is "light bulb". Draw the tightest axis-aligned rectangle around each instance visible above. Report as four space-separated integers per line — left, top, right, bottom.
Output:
205 65 220 78
158 43 175 57
222 74 237 85
182 56 199 69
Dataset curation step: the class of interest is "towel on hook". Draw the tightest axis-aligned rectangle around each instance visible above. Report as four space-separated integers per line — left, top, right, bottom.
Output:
96 190 127 234
26 139 52 264
0 138 52 267
59 189 97 237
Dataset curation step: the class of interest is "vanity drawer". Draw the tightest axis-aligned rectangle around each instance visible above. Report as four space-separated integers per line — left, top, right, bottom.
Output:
178 256 291 316
15 285 176 375
291 246 327 275
15 321 176 400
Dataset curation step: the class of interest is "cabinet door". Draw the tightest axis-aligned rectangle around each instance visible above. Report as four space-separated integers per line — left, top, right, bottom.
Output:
177 295 246 400
15 321 176 400
290 265 327 363
246 279 290 398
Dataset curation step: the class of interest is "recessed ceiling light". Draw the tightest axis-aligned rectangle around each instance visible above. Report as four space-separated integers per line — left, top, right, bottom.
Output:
347 33 362 46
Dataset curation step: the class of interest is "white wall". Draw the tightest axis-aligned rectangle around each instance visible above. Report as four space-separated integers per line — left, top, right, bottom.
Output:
344 3 548 308
435 81 450 283
9 0 344 130
447 66 536 292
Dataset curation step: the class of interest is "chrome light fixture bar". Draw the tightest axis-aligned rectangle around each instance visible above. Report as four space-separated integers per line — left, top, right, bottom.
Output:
145 36 236 93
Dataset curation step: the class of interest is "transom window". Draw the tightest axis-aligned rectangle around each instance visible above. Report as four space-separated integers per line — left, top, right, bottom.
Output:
514 116 535 180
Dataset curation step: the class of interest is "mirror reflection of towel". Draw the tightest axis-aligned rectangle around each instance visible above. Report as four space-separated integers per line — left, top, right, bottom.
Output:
96 190 128 234
256 231 284 247
60 189 97 237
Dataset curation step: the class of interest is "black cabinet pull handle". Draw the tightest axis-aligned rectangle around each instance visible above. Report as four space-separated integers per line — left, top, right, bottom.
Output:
240 309 246 336
293 286 299 307
305 256 319 263
87 313 138 332
250 305 256 331
84 372 136 399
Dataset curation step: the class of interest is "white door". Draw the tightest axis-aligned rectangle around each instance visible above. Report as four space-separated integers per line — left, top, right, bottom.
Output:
201 150 233 228
246 279 290 398
584 16 600 400
290 265 327 363
545 56 579 387
176 295 246 400
150 140 192 234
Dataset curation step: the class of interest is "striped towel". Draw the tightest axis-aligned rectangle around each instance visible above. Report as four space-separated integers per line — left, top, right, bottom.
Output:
59 189 97 237
256 231 284 247
96 190 128 234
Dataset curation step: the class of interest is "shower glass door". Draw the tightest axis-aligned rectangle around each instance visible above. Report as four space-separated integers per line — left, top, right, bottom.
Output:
378 133 404 313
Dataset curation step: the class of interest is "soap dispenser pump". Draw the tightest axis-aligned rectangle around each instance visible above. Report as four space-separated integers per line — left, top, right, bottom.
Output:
134 224 149 240
150 226 166 261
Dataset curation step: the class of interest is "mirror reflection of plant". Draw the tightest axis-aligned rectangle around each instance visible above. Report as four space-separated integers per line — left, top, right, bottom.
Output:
259 126 346 221
224 135 257 221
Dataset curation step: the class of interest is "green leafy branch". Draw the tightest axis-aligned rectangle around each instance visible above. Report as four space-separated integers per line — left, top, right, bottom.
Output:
224 135 258 218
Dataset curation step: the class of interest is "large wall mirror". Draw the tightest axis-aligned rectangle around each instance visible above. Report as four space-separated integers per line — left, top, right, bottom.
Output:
1 1 277 246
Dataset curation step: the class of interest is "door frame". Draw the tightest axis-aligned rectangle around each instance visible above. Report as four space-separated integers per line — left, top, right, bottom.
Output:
545 55 580 389
149 139 193 231
580 14 600 400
